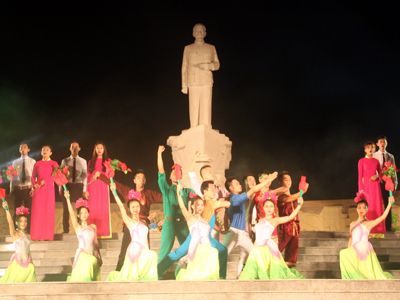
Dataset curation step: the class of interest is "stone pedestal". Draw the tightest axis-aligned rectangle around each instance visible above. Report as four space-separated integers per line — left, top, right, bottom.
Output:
167 125 232 188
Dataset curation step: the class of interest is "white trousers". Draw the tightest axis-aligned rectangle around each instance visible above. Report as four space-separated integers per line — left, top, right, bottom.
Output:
223 227 254 278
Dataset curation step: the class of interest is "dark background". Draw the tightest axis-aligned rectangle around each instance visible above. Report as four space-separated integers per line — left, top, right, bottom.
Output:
1 2 399 200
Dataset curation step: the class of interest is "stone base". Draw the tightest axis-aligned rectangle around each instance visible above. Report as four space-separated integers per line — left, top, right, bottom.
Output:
1 280 400 299
167 125 232 188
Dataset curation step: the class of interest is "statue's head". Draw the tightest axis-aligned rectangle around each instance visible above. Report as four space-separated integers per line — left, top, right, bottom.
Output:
193 23 206 40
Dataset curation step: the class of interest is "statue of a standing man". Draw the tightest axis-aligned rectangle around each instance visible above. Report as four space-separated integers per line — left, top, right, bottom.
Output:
182 23 220 128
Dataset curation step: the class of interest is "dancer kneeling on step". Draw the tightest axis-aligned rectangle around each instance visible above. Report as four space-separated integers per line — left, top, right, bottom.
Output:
340 191 395 279
175 185 219 280
239 196 305 280
64 191 101 281
0 203 36 283
107 183 158 281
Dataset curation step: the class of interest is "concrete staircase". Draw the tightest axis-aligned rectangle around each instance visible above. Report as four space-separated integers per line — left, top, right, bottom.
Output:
0 231 400 281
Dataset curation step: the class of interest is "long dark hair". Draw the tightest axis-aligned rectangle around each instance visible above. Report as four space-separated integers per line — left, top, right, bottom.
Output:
89 141 108 173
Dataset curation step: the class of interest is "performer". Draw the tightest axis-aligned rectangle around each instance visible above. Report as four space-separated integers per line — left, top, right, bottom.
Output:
340 191 395 279
98 169 162 271
239 197 305 280
373 135 397 231
63 191 101 282
107 183 158 281
157 146 193 264
277 171 309 267
224 172 277 278
30 145 58 241
175 186 219 280
249 170 288 244
10 142 36 233
157 180 230 279
87 142 111 238
188 151 230 239
243 173 257 237
358 141 385 238
59 141 88 233
0 202 36 283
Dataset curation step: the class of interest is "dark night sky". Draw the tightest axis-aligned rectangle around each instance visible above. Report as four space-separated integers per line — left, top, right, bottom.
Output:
1 2 399 200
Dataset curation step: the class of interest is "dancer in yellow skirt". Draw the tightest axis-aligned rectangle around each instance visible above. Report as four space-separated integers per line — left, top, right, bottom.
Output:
175 185 219 280
239 195 305 279
107 183 158 281
64 191 101 281
0 202 36 283
340 191 395 279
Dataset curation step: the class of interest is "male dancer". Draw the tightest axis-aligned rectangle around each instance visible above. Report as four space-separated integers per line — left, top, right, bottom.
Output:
373 135 397 231
188 151 229 239
277 171 309 267
224 172 278 278
157 180 230 279
59 141 88 233
97 168 163 271
157 145 194 264
10 142 36 232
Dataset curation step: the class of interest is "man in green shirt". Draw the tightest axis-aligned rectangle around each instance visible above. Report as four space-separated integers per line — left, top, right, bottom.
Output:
157 145 194 264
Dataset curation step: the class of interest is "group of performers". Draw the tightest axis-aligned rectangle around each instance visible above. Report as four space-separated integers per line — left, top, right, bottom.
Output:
0 135 397 283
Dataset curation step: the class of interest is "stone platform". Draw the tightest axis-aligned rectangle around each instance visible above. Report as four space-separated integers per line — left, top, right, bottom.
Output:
1 280 400 300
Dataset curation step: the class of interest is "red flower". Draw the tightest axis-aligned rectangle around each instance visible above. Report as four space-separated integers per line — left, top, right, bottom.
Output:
53 170 68 186
53 162 59 168
7 165 13 170
62 166 69 174
13 170 18 177
103 160 115 179
0 177 2 184
119 163 127 172
6 170 11 176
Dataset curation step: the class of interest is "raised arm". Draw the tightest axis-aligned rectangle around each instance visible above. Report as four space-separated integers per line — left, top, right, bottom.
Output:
157 146 165 174
176 184 192 221
366 196 395 230
110 183 134 229
99 174 129 201
275 197 304 225
2 201 16 238
63 190 79 231
279 184 309 204
189 151 201 172
247 172 278 198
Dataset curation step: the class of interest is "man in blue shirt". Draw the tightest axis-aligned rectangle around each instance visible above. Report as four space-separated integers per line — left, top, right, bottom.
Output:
224 171 278 278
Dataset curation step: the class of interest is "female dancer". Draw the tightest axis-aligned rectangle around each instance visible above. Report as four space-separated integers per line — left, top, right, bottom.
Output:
107 183 158 281
239 197 305 279
340 192 395 279
0 202 36 283
175 186 219 280
358 141 385 237
30 145 58 241
63 191 101 281
87 142 111 238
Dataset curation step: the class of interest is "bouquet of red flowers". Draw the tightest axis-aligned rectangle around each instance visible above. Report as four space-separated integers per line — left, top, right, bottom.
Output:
52 164 69 191
2 165 20 181
381 162 398 198
104 159 132 196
